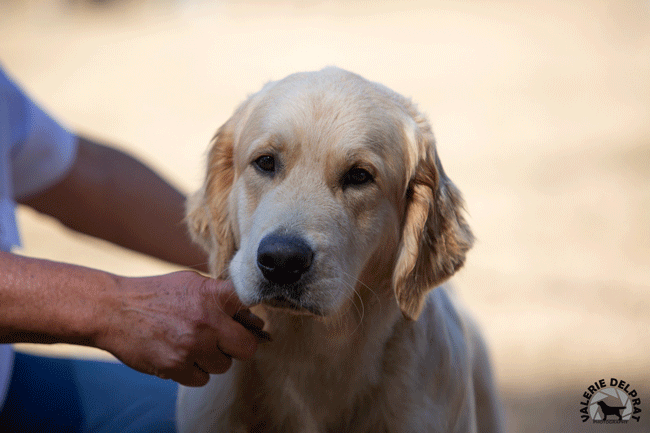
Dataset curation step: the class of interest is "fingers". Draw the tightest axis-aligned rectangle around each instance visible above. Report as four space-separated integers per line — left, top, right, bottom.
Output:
174 276 266 381
202 278 272 354
152 274 270 386
109 272 269 387
168 364 211 387
234 310 273 342
189 353 232 380
185 369 210 387
233 309 265 331
155 352 233 387
195 317 258 365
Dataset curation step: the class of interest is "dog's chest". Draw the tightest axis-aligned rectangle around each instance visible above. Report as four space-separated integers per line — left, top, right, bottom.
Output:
234 357 392 433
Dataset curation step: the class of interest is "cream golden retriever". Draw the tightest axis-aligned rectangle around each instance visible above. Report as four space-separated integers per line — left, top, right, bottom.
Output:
177 67 502 433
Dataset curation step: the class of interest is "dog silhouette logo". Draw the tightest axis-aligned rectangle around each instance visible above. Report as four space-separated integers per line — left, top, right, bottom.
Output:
595 400 626 420
580 378 642 423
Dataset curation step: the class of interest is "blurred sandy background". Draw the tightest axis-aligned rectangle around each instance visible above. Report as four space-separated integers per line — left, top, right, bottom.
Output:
1 0 649 431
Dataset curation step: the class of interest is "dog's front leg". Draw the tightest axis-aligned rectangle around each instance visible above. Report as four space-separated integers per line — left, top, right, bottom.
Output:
176 366 246 433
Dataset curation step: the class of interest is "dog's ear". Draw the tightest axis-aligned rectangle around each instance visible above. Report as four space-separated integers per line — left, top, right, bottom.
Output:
392 125 474 321
186 119 237 278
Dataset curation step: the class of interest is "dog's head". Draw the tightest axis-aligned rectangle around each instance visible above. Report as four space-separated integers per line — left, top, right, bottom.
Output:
188 67 473 320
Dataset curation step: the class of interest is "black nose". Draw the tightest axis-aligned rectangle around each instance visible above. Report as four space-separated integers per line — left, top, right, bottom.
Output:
257 234 314 285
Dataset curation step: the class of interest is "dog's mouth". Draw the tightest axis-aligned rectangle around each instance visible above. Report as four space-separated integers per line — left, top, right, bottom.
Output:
261 295 323 316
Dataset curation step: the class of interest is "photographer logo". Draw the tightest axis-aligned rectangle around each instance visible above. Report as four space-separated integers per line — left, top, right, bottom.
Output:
580 378 642 424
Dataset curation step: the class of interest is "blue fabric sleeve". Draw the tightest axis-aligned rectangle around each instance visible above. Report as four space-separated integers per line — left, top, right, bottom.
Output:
0 66 77 250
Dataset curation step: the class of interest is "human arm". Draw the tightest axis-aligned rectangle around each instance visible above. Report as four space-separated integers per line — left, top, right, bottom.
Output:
6 134 267 386
1 68 264 385
18 135 208 272
0 251 260 386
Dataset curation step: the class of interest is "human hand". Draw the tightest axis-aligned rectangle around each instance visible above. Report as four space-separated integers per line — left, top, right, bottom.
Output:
95 271 264 386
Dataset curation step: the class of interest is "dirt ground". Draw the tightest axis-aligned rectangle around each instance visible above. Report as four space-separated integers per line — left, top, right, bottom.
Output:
1 1 649 431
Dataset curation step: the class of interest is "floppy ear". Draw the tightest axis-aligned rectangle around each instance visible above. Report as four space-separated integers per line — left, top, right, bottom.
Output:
186 119 237 278
392 130 474 320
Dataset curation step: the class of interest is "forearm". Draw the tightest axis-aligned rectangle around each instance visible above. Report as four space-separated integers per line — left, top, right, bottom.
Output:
0 251 115 346
0 251 263 385
19 136 208 272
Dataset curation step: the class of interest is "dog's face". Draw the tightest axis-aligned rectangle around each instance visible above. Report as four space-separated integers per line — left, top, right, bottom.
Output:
188 68 473 320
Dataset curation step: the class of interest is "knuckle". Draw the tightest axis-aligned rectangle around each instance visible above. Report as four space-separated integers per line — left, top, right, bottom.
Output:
175 332 198 353
159 349 190 373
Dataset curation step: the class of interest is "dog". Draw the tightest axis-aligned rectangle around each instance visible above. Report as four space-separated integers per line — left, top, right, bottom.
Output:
177 67 502 433
596 401 626 420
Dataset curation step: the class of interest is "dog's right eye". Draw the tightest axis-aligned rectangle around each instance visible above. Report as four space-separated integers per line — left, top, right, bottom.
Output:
253 155 276 174
342 167 374 187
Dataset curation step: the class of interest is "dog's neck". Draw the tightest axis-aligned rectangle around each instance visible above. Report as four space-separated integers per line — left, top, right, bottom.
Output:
235 282 405 430
249 279 403 380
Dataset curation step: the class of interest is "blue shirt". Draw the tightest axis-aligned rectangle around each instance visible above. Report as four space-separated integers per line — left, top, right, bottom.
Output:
0 65 77 409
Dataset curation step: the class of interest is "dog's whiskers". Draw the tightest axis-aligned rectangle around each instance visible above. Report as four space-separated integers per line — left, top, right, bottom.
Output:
338 270 383 316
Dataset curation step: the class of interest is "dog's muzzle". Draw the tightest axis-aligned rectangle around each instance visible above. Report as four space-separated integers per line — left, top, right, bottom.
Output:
255 233 325 315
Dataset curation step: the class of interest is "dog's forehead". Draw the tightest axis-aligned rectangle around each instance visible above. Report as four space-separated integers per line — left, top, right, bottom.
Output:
239 70 412 162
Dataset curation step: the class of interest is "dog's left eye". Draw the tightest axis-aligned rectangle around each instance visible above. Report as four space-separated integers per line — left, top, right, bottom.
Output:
343 167 374 187
253 155 276 174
